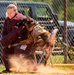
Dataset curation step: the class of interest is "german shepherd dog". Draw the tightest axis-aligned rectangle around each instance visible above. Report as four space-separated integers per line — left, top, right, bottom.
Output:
12 16 58 65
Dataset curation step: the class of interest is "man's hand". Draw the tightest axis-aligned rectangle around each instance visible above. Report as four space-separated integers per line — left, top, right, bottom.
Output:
8 44 11 48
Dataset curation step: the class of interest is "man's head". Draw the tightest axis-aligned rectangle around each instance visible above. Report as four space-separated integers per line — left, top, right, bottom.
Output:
6 3 18 19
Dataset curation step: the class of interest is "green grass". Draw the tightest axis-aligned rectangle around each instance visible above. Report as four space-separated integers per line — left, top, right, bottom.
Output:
47 55 64 64
48 55 74 64
0 65 5 72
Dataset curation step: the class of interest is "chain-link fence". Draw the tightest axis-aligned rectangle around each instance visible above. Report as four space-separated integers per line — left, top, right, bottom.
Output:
0 0 74 65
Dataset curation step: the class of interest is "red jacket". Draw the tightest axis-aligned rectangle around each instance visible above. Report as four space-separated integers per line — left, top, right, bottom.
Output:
1 12 33 55
1 13 26 47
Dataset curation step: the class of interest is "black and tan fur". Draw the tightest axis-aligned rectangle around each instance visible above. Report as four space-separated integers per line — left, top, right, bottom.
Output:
12 16 58 65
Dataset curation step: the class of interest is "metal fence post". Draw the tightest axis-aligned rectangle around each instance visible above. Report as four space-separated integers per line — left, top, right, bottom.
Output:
64 0 68 63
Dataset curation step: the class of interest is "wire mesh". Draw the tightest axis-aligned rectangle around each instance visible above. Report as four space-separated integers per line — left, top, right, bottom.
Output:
0 0 74 64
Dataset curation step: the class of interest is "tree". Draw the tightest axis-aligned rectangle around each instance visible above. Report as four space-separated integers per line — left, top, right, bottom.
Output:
52 0 64 13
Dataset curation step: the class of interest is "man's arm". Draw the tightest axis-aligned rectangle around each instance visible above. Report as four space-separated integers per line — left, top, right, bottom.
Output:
11 32 33 47
1 26 24 47
2 21 8 37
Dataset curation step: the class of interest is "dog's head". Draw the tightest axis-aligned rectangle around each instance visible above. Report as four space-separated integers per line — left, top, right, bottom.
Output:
23 16 38 31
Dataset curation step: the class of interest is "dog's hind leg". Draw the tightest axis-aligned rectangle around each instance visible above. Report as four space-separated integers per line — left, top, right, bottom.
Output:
44 29 58 65
44 46 54 65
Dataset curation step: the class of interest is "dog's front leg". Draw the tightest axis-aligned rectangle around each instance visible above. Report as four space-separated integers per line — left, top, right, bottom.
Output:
44 46 54 65
12 33 33 47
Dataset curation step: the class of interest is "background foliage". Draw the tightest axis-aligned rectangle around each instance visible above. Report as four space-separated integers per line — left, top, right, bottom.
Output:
2 0 74 21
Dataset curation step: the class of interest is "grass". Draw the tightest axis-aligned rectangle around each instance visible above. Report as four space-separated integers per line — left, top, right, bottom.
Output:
47 55 64 64
0 64 5 72
48 55 74 64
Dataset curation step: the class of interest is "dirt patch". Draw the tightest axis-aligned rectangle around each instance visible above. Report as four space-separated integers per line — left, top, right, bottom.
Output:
36 65 74 75
0 65 74 75
0 55 74 75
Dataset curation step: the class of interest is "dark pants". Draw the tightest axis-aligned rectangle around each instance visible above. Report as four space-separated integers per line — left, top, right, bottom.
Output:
2 44 37 71
2 47 14 70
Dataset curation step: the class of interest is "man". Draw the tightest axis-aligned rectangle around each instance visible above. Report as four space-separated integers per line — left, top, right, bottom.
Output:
1 3 37 72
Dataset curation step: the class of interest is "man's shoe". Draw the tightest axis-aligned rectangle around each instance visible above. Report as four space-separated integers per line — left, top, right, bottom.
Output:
2 69 11 73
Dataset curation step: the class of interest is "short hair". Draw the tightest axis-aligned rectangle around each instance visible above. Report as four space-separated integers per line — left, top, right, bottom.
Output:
7 2 18 12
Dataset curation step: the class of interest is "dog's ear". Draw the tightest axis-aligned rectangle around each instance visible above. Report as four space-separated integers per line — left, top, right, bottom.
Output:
21 17 33 25
26 16 34 22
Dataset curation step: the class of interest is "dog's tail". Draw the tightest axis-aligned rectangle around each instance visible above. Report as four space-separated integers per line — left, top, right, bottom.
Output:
49 28 58 47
